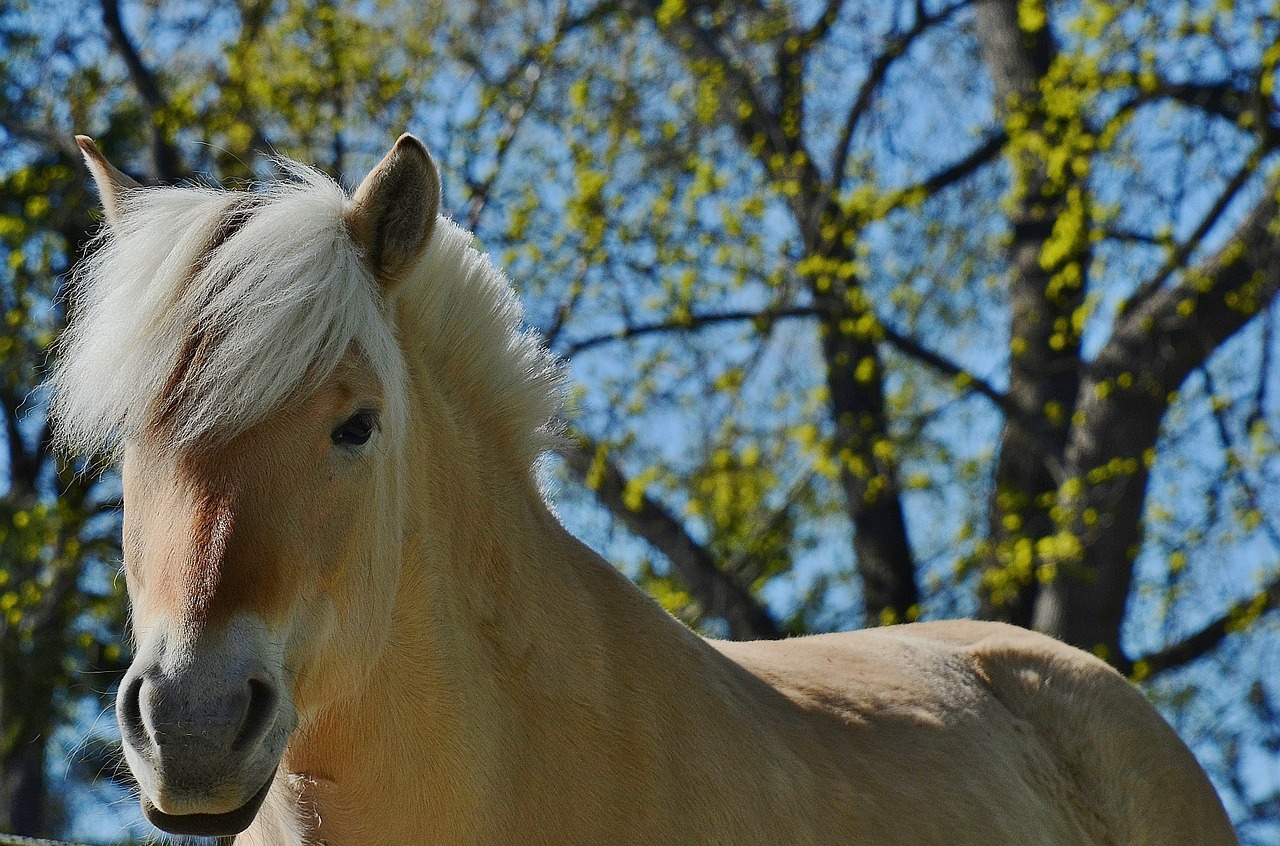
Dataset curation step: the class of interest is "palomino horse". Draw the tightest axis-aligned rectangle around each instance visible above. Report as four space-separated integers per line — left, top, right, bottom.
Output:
55 134 1236 846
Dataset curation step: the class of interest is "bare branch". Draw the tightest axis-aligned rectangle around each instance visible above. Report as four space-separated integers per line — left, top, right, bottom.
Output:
1135 574 1280 677
0 388 34 495
563 303 1019 425
1041 180 1280 656
1156 79 1266 127
1102 226 1169 247
99 0 183 180
877 323 1009 414
798 0 845 51
1119 148 1262 321
561 436 782 640
1107 177 1280 389
1110 77 1279 147
462 3 597 230
0 120 82 160
830 0 970 191
562 0 622 32
1125 368 1280 677
562 306 818 357
466 69 546 231
1201 366 1280 553
624 0 793 168
876 130 1007 219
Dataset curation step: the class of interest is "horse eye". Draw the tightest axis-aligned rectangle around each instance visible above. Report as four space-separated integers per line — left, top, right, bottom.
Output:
331 409 379 448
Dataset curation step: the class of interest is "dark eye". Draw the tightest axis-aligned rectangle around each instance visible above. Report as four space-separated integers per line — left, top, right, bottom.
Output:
331 409 379 448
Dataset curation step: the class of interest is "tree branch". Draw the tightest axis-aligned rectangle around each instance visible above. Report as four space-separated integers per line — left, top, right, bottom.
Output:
1119 148 1262 321
798 0 845 51
829 0 970 192
99 0 183 180
1039 180 1280 657
624 0 795 176
1108 178 1280 389
877 323 1008 413
1124 370 1280 677
1134 574 1280 677
1156 79 1267 127
974 0 1080 630
564 303 999 391
463 4 596 229
562 306 818 356
1115 77 1279 147
563 303 1023 435
0 388 34 496
562 436 781 640
626 0 927 625
875 130 1007 219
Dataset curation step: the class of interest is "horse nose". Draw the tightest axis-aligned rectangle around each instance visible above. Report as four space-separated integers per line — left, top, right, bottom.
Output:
119 671 279 756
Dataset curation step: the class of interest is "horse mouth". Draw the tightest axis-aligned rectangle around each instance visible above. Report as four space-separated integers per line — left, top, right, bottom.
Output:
141 770 275 837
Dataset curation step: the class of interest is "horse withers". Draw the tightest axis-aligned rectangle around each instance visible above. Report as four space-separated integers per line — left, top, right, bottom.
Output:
53 134 1238 845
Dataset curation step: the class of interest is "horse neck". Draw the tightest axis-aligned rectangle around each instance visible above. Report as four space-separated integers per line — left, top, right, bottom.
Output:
281 348 725 839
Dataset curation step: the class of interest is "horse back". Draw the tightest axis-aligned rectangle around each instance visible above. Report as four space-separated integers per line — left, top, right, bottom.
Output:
712 620 1237 846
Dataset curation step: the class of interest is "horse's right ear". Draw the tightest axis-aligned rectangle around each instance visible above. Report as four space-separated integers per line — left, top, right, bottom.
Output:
75 135 141 229
345 133 441 293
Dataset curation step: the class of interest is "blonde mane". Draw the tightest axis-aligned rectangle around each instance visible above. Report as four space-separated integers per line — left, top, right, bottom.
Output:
398 216 564 462
50 164 562 463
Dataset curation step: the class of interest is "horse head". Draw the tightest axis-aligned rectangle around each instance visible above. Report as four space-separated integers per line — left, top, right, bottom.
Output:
57 135 439 836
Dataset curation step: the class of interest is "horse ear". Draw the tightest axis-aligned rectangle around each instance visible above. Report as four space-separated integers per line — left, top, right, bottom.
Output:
345 133 441 292
75 135 141 229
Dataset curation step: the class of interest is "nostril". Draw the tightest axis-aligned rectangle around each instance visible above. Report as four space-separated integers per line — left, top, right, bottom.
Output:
118 675 149 749
233 678 278 753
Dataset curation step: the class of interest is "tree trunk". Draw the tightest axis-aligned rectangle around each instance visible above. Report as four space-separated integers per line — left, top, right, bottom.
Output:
973 0 1089 628
626 0 922 626
810 242 920 626
1 737 47 836
1037 185 1280 658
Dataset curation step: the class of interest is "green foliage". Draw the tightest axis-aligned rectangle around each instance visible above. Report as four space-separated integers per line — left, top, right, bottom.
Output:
1 0 1279 839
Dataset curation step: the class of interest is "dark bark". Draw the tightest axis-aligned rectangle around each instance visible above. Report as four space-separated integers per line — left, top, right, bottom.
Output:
100 0 184 181
1034 184 1280 657
973 0 1280 666
0 550 82 838
973 0 1087 627
0 737 47 837
618 0 929 626
0 165 101 839
1130 572 1280 677
816 284 921 626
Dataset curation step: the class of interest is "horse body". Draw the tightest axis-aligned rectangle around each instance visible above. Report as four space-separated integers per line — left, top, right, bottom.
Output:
57 135 1237 845
241 491 1229 846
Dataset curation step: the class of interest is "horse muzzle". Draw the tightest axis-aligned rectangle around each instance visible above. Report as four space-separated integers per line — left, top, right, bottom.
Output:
117 614 297 836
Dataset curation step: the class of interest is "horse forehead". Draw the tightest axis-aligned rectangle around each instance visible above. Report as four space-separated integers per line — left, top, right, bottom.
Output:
125 428 297 513
124 353 386 517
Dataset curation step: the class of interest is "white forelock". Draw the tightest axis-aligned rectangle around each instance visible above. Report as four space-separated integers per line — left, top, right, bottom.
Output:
52 162 562 462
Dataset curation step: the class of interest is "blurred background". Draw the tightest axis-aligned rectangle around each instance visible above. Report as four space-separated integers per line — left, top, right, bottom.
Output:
1 0 1279 842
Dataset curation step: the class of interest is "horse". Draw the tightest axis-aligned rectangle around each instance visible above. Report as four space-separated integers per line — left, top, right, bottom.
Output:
53 133 1238 846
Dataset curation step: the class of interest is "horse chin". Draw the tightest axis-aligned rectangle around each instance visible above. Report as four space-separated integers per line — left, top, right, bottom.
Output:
141 770 276 837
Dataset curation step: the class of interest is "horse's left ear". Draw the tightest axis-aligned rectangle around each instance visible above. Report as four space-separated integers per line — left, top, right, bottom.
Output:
75 135 141 230
346 134 441 293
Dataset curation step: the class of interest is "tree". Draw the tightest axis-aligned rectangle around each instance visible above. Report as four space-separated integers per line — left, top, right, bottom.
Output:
0 21 129 829
0 0 1277 840
505 0 1280 835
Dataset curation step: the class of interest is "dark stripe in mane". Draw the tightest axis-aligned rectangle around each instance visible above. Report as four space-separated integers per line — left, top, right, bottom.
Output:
150 195 263 441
